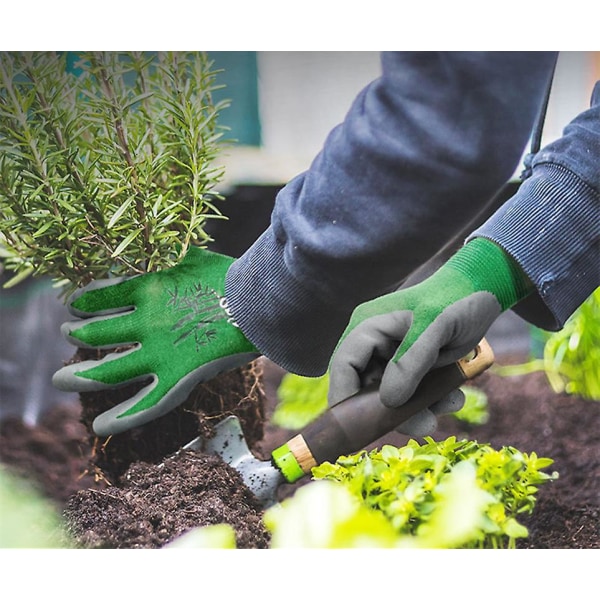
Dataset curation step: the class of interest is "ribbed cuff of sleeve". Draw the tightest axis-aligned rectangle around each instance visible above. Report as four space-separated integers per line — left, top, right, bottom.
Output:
225 228 351 376
469 163 600 330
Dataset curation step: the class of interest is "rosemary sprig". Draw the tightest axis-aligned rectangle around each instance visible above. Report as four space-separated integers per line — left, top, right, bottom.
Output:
0 51 229 296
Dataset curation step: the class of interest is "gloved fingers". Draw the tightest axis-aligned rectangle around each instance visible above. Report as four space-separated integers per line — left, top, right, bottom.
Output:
395 408 438 437
380 322 446 408
67 275 139 318
429 388 466 416
395 389 466 437
381 294 500 408
91 351 260 436
92 376 165 436
327 311 412 406
52 345 145 392
90 372 205 436
60 309 139 349
433 293 502 367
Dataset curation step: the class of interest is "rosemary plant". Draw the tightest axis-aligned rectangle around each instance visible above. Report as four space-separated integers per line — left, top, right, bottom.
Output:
0 51 230 296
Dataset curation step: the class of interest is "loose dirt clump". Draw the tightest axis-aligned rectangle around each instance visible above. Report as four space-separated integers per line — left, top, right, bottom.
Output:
64 451 270 549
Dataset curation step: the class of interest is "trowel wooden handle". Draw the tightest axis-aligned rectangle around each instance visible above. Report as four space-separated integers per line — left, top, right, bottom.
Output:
281 338 494 479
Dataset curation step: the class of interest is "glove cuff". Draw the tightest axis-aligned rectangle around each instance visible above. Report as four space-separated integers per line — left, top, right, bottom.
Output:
446 237 533 311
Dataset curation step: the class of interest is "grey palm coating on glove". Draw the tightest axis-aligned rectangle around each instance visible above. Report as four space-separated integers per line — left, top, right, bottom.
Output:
328 293 501 436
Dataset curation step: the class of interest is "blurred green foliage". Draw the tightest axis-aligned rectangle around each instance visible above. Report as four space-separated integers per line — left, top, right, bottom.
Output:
497 288 600 400
273 371 328 429
0 466 69 548
452 385 489 425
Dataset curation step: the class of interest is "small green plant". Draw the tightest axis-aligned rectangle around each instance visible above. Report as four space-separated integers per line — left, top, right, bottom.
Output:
171 438 555 549
452 385 489 425
164 523 237 549
273 371 329 429
263 479 400 548
312 437 557 549
495 288 600 400
0 466 70 548
0 51 229 295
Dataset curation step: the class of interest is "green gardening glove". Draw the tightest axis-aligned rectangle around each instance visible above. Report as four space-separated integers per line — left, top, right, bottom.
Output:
328 237 533 433
52 247 260 436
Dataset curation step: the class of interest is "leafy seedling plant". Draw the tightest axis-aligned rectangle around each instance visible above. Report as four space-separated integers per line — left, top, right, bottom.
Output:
310 437 557 548
495 288 600 400
266 366 556 549
172 439 557 549
453 385 489 425
0 466 71 548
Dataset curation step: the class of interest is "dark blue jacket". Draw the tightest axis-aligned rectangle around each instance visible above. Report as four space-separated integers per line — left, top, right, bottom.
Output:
226 51 599 376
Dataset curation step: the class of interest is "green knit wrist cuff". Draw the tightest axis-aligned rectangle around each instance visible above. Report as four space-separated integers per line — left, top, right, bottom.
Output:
447 237 533 310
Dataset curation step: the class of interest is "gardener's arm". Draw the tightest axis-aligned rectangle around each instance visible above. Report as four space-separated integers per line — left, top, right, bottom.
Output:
226 51 557 377
470 79 600 330
327 79 600 431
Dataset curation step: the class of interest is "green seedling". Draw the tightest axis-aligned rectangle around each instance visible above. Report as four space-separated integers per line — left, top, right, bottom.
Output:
273 371 329 429
452 385 489 425
495 288 600 400
312 437 557 549
175 435 556 549
164 523 237 549
0 466 70 548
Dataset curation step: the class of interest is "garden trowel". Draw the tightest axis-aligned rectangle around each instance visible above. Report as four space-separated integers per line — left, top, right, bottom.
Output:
184 338 494 507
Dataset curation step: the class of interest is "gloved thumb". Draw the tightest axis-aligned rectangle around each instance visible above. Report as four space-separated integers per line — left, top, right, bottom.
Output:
327 310 413 406
395 388 465 437
379 292 500 408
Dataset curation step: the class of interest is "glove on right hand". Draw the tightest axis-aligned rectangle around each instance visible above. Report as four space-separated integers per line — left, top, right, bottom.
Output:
328 237 533 436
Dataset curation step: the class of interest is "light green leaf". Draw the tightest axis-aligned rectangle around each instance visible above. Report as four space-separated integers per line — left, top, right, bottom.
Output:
107 196 135 228
111 228 141 258
164 524 237 549
3 266 34 288
264 480 398 549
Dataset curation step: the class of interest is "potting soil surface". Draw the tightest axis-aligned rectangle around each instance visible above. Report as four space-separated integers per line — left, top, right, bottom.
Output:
1 357 598 549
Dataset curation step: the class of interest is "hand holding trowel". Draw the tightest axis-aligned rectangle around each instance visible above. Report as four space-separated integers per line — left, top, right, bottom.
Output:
184 338 494 507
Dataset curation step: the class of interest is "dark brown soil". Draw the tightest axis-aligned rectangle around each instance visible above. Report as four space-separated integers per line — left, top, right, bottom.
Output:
1 356 598 549
436 365 600 549
73 350 266 484
64 451 270 549
1 360 272 549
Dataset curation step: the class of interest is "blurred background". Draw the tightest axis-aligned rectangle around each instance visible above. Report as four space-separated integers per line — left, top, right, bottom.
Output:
215 51 600 186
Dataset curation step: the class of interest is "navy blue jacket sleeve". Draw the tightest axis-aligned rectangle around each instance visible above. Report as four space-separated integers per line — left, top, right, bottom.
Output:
226 51 558 376
471 80 600 330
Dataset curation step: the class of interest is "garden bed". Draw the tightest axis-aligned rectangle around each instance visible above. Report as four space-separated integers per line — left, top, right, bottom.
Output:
0 355 598 549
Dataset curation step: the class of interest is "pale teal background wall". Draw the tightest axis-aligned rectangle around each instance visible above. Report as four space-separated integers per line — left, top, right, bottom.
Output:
65 51 261 147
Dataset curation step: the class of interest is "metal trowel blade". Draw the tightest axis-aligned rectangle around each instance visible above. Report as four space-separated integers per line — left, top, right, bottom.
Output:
184 415 284 508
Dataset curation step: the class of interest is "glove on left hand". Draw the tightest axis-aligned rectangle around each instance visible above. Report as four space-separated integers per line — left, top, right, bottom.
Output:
52 247 260 436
